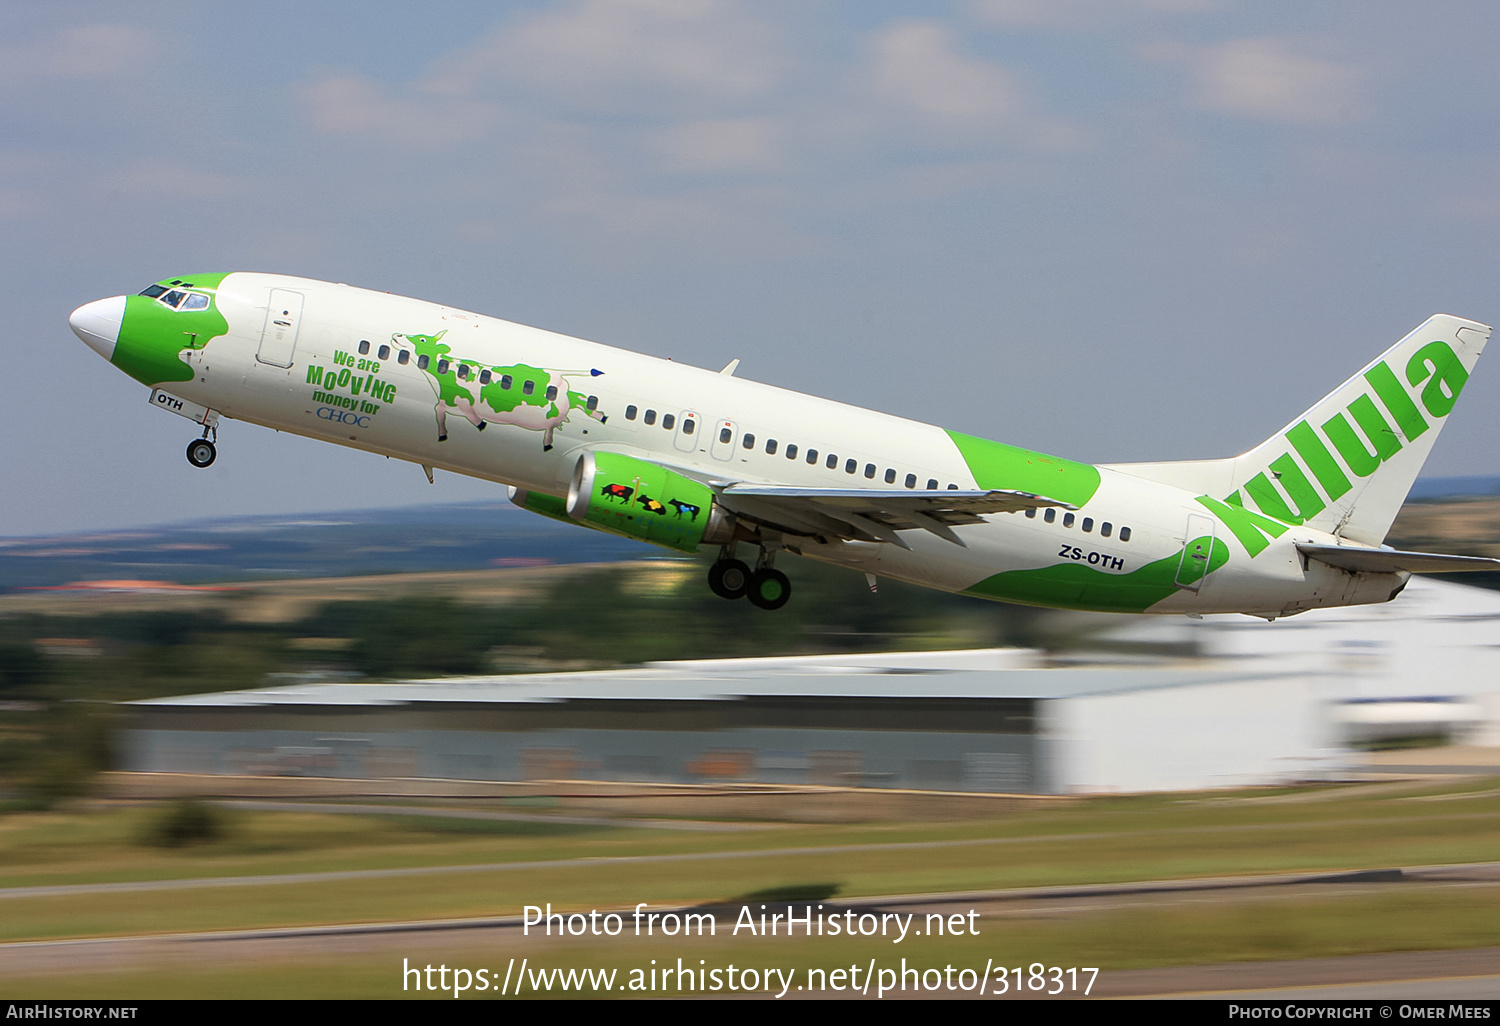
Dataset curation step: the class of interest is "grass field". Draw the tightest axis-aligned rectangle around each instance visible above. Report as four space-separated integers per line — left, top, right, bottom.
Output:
0 776 1496 997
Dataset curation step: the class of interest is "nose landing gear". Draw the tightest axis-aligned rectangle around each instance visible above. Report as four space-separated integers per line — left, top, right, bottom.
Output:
186 425 217 468
707 544 791 610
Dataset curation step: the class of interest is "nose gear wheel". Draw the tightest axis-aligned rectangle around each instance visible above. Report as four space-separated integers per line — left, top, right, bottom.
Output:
186 438 217 468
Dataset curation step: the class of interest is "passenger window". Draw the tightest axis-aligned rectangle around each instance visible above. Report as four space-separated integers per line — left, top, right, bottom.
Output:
587 396 598 412
645 409 657 425
1063 513 1075 528
359 340 370 355
479 369 492 385
1101 522 1112 538
1120 527 1132 542
1025 508 1037 518
437 359 450 374
522 380 535 395
720 427 733 444
947 484 959 490
806 449 818 464
1044 508 1056 524
500 375 513 390
417 354 430 370
397 350 410 365
927 479 938 489
626 405 638 420
826 453 838 469
884 469 896 484
846 459 857 474
766 439 778 454
182 293 209 311
458 364 470 380
904 473 916 489
682 417 695 435
786 444 798 460
378 344 390 360
545 385 558 401
663 414 676 430
864 463 876 479
1082 518 1093 532
743 433 755 449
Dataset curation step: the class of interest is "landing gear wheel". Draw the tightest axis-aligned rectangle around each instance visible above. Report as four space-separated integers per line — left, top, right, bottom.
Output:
186 439 217 468
708 559 752 600
746 568 791 610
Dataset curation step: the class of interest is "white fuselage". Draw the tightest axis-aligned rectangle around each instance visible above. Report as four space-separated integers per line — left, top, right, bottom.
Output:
117 273 1407 617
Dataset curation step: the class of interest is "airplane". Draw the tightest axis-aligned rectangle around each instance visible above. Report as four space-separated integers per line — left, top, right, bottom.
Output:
68 272 1500 618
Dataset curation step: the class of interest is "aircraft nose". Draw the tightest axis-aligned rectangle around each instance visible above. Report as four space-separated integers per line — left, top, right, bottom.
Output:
69 296 127 361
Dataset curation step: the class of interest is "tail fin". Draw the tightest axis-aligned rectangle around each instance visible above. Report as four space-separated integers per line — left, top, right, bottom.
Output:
1105 314 1490 545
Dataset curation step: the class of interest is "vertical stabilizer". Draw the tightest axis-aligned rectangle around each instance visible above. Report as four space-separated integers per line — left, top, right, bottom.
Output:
1106 315 1489 545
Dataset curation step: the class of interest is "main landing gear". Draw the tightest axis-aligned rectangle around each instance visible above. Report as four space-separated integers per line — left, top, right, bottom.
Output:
708 545 791 610
185 426 217 468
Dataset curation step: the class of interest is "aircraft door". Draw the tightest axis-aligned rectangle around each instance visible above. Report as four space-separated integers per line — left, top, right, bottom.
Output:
257 289 304 368
1174 513 1218 591
711 418 737 461
674 410 701 453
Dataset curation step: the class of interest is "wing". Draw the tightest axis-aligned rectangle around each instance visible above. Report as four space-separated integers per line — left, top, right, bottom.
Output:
716 485 1075 548
1297 543 1500 575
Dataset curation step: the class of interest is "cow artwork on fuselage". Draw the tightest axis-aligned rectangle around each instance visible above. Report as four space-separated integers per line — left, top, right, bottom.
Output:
392 331 607 449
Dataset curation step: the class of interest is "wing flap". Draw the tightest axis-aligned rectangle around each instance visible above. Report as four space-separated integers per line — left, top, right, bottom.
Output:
717 486 1072 545
1297 543 1500 574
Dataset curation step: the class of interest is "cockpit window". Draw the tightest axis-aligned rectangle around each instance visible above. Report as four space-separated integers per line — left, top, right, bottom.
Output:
149 289 210 311
139 285 167 299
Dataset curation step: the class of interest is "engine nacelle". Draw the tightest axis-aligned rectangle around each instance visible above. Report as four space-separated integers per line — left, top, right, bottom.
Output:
565 451 734 553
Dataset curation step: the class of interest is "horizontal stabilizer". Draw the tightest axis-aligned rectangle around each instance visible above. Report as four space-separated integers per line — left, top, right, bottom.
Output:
1297 543 1500 575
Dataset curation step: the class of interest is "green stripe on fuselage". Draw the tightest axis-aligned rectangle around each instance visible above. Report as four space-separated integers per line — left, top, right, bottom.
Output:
945 430 1101 506
114 273 233 387
964 536 1229 612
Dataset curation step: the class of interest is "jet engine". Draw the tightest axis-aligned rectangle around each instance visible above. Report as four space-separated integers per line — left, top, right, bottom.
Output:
560 451 736 553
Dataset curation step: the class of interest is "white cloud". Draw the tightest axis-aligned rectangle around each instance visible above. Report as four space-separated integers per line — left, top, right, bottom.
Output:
112 159 247 200
299 0 783 148
302 75 501 149
969 0 1218 30
869 20 1020 124
0 23 157 81
860 20 1085 151
291 7 1085 252
655 118 784 173
483 0 780 104
1168 37 1362 124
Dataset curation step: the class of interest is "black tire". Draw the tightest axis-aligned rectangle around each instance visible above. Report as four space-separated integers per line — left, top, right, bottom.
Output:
707 559 751 600
746 568 791 610
186 439 217 468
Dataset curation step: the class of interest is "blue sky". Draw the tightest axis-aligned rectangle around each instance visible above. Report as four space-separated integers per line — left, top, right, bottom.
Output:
6 1 1500 534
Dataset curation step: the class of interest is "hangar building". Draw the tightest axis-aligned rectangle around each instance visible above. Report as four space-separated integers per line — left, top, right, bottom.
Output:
119 578 1500 794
